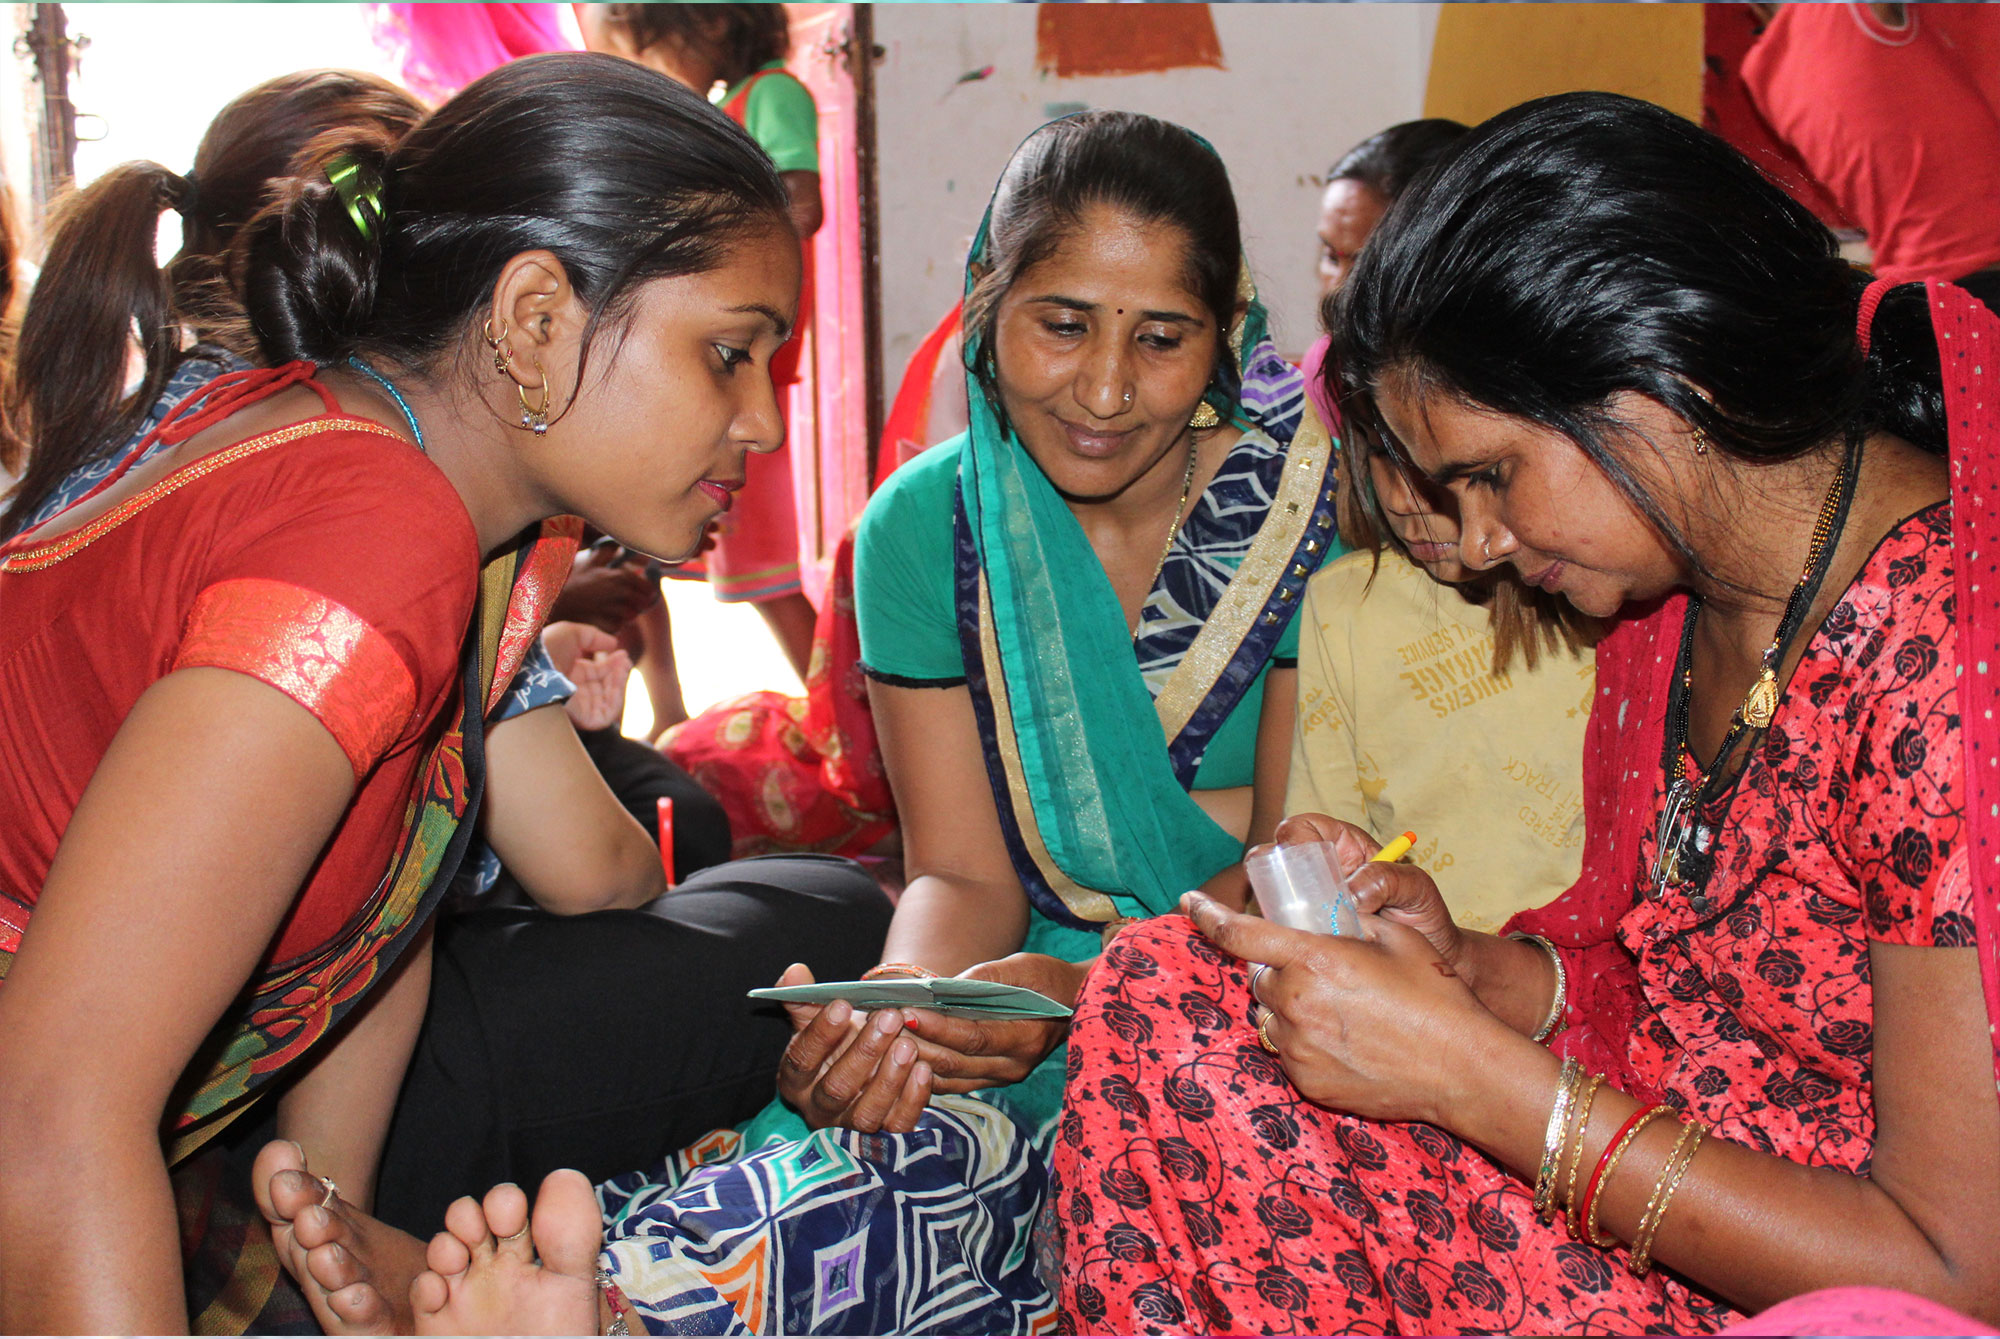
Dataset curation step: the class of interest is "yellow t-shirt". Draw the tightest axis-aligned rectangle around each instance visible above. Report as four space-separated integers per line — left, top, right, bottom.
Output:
1287 550 1595 933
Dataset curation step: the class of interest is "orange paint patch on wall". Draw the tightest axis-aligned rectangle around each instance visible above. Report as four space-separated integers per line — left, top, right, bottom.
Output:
1035 4 1224 79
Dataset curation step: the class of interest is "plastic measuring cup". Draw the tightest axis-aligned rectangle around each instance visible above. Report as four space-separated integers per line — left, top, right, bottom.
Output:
1245 840 1363 937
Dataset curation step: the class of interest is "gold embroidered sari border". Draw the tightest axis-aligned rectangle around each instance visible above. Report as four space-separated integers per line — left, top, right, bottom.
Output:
1152 409 1336 743
977 573 1121 925
1 417 406 573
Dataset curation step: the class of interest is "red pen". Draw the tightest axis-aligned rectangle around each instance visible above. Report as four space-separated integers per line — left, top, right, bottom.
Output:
657 796 675 886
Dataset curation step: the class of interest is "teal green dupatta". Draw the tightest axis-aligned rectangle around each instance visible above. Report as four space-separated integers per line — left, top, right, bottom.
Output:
952 174 1341 974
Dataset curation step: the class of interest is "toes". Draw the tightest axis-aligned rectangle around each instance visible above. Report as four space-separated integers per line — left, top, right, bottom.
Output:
482 1182 532 1261
252 1140 311 1224
440 1194 494 1261
325 1280 395 1335
304 1238 366 1294
266 1168 331 1232
426 1225 473 1282
292 1202 347 1252
409 1269 449 1320
530 1170 605 1281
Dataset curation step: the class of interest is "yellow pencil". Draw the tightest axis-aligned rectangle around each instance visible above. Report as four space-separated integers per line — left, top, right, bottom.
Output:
1371 830 1418 864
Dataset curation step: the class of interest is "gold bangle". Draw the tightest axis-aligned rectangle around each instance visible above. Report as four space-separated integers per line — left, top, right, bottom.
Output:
1628 1122 1706 1278
1534 1058 1582 1220
1584 1105 1672 1248
1561 1072 1605 1239
1510 932 1567 1043
860 962 937 982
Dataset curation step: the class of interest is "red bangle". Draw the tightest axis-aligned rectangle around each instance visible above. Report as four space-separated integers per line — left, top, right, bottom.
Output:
1579 1103 1671 1248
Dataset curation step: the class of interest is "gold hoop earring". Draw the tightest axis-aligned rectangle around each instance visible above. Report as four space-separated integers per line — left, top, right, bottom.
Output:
483 317 514 376
1189 399 1221 430
518 372 552 436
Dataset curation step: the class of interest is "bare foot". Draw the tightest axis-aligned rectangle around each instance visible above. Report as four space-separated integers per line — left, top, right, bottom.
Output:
253 1139 429 1335
410 1170 605 1335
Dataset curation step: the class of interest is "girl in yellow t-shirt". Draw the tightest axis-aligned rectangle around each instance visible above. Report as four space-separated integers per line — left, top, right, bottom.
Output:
1288 432 1600 931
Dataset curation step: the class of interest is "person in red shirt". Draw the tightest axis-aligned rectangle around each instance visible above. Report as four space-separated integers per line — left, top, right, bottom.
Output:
0 53 805 1333
1743 3 2000 307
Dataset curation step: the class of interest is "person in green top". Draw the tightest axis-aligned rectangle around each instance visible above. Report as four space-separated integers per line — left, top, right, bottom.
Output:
833 107 1342 1142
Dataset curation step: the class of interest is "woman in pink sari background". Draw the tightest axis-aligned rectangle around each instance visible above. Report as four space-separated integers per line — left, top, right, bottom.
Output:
364 4 579 105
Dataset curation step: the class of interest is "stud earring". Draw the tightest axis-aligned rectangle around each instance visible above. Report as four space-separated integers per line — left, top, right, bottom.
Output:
1189 399 1221 430
1691 426 1710 457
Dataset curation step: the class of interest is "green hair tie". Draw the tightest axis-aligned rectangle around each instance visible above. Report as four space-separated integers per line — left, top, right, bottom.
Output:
326 155 383 243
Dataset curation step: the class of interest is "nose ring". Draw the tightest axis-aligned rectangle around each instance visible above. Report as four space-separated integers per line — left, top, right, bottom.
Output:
1482 537 1492 561
1120 389 1133 410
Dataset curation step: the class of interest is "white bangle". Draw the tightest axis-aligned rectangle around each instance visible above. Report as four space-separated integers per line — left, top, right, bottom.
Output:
1510 932 1567 1043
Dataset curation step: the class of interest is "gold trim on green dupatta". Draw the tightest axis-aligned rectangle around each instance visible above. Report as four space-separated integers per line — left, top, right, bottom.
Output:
977 574 1123 925
1151 402 1335 745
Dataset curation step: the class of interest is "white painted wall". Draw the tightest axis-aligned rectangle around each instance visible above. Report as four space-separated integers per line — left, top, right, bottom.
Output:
62 5 390 190
871 3 1437 372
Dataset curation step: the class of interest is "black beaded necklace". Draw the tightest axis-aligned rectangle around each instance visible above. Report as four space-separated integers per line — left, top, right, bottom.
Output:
1649 429 1864 914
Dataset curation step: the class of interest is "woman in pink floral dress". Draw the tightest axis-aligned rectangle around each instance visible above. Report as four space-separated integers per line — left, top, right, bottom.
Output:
1052 92 2000 1335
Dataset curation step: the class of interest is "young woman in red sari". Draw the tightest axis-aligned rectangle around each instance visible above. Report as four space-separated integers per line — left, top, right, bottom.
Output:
0 53 802 1333
1052 92 2000 1333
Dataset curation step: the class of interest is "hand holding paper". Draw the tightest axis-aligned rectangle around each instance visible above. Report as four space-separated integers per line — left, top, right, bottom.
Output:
750 976 1072 1020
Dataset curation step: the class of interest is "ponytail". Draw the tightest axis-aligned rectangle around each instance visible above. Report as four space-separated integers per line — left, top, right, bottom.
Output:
3 162 194 535
1 69 425 537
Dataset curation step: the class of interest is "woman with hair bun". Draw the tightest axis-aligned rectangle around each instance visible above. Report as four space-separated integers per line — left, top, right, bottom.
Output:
1054 92 2000 1334
0 52 808 1332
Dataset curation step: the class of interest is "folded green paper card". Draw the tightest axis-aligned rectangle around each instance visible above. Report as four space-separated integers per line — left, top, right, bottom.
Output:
747 978 1073 1019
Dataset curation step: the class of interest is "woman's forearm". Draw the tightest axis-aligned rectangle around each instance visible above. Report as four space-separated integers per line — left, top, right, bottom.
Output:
1443 1029 1997 1321
0 1129 186 1332
881 873 1032 976
1458 929 1560 1037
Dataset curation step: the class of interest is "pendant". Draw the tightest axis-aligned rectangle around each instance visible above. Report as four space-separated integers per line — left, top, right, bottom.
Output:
1742 667 1779 729
1650 780 1693 900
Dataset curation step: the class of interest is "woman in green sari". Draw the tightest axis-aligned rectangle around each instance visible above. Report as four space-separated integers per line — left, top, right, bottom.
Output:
832 109 1341 1139
260 110 1340 1337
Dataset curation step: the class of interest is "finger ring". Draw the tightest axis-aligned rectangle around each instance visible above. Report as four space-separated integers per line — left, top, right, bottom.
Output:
1248 963 1270 1002
1255 1008 1279 1055
318 1176 339 1210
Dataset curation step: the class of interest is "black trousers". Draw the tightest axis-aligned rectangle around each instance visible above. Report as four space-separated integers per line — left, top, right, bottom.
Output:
373 854 892 1235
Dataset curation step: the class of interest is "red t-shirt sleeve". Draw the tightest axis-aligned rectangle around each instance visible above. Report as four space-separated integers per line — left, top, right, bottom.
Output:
171 428 480 777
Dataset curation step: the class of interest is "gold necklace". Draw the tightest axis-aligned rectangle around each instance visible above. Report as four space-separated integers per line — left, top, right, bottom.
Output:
1735 449 1854 730
1651 434 1858 905
1146 437 1201 598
